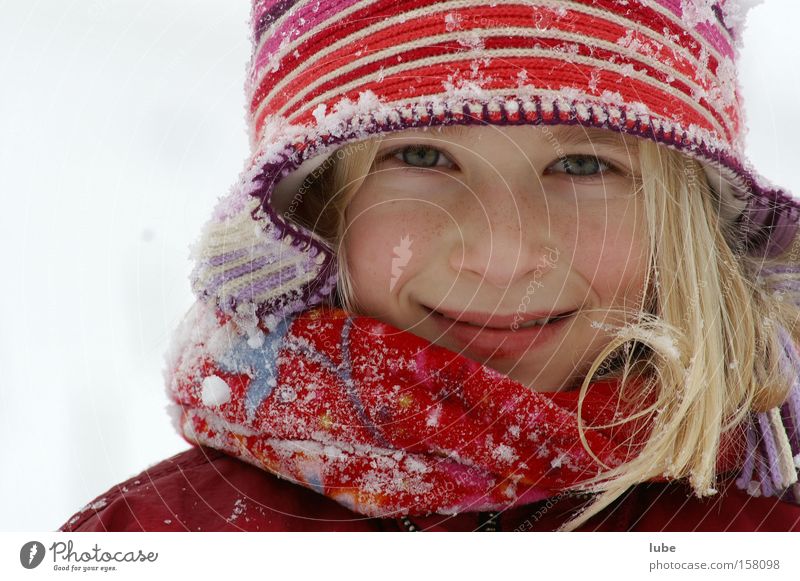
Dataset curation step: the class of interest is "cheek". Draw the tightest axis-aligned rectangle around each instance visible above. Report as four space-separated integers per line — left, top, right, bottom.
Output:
343 200 441 310
344 216 396 296
574 199 648 301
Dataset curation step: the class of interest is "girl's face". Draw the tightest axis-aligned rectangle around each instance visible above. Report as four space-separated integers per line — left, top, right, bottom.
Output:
343 124 648 392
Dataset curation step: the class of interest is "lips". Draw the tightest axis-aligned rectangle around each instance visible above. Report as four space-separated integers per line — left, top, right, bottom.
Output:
424 305 576 329
424 305 576 359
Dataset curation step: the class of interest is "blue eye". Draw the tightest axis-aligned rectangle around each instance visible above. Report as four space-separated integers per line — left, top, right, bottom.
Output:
402 145 440 167
548 155 613 177
378 145 456 171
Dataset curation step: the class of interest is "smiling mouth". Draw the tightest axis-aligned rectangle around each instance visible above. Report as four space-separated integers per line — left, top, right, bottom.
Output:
422 304 577 359
421 305 577 330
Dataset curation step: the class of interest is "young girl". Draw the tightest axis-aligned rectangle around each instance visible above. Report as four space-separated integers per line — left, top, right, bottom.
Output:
61 0 800 532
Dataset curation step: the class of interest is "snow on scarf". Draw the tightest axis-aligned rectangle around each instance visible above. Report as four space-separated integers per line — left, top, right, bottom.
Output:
164 299 796 517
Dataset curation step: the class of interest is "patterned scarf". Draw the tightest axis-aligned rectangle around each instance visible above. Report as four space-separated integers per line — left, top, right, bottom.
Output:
164 299 797 517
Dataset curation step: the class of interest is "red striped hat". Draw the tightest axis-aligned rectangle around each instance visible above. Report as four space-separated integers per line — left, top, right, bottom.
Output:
190 0 799 324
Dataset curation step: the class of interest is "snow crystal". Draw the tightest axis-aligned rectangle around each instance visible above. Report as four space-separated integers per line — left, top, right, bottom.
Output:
587 70 600 93
550 453 567 469
681 0 718 29
746 479 762 496
247 328 265 349
201 375 231 407
275 385 298 403
360 467 434 496
444 12 463 32
371 454 399 470
516 68 529 88
323 445 346 461
618 62 636 78
227 498 247 522
403 456 430 474
714 56 738 110
718 0 765 45
426 404 441 427
267 50 282 74
596 322 682 363
616 30 660 59
600 89 626 109
192 407 255 437
440 76 495 104
457 31 485 52
590 320 623 333
80 497 107 512
204 320 239 363
492 444 518 464
312 103 327 124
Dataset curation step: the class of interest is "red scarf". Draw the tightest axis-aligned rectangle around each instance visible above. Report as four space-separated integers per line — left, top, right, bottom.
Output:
166 300 745 517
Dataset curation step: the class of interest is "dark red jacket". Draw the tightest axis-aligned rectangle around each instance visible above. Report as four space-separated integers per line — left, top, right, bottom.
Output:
58 445 800 532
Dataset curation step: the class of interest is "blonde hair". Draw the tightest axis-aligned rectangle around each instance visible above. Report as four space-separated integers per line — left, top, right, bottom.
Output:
289 131 800 531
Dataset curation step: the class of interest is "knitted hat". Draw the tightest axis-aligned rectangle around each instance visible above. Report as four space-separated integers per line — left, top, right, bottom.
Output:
190 0 800 328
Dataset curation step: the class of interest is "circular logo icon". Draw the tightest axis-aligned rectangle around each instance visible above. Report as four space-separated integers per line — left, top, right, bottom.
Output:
20 541 46 569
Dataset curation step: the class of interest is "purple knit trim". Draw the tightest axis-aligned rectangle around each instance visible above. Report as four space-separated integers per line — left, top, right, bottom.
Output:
775 324 800 474
780 401 800 459
758 265 800 276
207 247 250 268
756 411 785 490
787 384 800 455
777 323 800 365
255 257 339 323
205 254 282 296
250 172 332 258
232 258 316 304
767 282 800 297
735 418 758 490
756 441 774 497
248 98 799 267
208 256 296 301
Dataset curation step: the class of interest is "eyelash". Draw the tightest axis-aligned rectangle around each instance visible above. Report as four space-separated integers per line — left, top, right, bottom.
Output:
375 145 455 173
375 144 623 178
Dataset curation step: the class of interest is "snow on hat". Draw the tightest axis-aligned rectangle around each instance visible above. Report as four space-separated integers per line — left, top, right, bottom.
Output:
190 0 800 327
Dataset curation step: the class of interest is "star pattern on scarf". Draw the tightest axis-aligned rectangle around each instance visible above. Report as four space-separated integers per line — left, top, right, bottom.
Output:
213 316 294 421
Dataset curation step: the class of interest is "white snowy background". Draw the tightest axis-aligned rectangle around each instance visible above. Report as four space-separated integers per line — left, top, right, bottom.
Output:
1 0 799 531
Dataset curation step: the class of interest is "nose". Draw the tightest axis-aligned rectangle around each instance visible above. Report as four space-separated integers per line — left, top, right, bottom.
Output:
450 183 558 289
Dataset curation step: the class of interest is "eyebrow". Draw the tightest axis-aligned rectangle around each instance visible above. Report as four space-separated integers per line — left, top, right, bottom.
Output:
433 125 471 139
